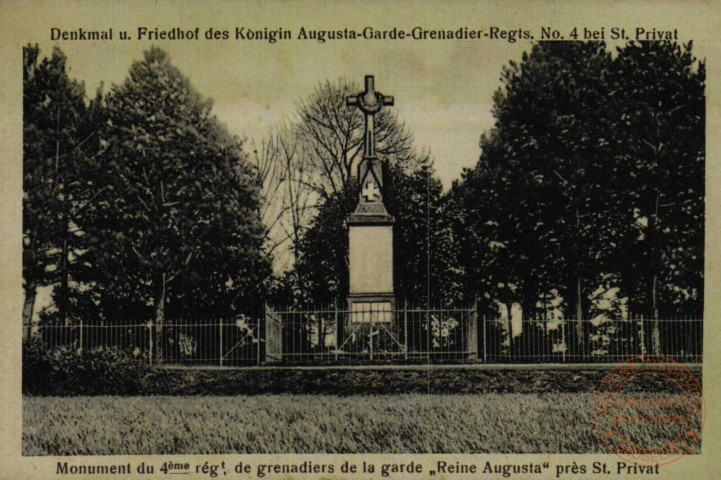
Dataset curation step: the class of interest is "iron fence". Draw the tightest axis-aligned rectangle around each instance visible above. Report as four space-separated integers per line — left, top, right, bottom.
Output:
31 317 259 366
482 315 702 364
28 309 702 366
268 306 478 363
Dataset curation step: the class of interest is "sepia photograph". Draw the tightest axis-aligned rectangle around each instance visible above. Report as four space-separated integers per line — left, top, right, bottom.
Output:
2 0 719 478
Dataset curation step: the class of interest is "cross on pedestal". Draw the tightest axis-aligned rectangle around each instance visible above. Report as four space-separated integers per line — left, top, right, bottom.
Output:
345 75 396 339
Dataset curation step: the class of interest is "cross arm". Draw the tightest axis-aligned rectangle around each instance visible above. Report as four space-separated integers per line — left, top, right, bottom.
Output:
346 94 393 108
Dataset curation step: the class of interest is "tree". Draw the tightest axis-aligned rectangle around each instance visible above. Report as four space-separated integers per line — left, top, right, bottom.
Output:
608 41 705 351
84 47 269 358
452 42 615 325
386 161 462 306
251 122 316 275
452 40 704 347
23 45 102 333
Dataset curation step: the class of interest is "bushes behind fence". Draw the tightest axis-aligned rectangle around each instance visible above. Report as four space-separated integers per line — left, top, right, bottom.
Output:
23 339 150 396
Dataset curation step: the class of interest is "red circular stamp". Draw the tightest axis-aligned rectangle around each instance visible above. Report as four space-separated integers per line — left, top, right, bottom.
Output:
594 355 705 467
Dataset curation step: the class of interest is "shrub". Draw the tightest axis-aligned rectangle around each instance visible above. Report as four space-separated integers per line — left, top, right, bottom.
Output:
22 338 54 395
23 340 149 396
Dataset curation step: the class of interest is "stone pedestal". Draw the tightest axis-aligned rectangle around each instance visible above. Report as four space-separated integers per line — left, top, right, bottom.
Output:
346 211 394 323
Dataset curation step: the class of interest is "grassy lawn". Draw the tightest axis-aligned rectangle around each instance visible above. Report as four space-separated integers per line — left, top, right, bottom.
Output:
22 393 703 455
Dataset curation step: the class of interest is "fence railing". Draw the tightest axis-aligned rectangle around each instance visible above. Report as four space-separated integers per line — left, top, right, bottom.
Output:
33 317 259 366
482 315 702 364
269 306 478 363
28 310 702 366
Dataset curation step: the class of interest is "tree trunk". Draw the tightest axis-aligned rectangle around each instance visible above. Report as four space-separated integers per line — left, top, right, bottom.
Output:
59 233 69 326
651 275 661 354
648 193 661 354
154 273 166 363
574 208 585 353
575 276 584 353
23 283 37 340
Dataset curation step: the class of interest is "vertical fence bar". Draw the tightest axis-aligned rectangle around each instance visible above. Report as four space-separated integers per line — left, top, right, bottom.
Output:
219 318 224 366
148 321 154 366
482 314 487 363
639 314 646 359
334 302 339 361
369 303 374 361
403 301 408 360
426 306 431 361
318 307 323 361
79 319 84 351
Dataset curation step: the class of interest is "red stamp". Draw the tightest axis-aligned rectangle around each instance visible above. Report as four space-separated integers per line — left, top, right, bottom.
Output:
594 355 705 467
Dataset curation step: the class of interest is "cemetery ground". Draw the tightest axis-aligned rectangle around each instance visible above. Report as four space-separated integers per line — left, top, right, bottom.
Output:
22 367 703 455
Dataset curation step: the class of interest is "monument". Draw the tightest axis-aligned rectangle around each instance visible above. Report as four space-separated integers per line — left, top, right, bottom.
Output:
345 75 395 324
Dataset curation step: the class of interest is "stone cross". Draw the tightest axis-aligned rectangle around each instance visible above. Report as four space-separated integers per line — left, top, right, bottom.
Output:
347 76 393 205
347 75 394 158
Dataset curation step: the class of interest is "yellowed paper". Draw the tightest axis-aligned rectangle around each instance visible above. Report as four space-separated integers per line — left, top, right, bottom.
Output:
1 0 720 478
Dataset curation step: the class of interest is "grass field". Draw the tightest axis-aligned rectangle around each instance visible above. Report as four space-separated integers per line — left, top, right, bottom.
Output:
23 393 703 455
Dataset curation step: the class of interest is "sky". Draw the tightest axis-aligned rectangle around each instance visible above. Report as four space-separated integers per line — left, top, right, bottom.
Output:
32 39 530 188
21 0 707 189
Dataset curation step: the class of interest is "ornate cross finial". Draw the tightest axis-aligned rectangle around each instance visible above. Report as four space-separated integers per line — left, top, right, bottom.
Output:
346 75 394 158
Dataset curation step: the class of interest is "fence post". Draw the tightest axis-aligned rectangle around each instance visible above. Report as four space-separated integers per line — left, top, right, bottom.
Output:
369 304 374 361
561 319 566 363
467 303 478 360
427 305 431 361
318 307 324 360
403 300 408 360
258 307 264 366
639 314 646 359
219 318 224 366
482 314 487 363
334 302 339 361
148 321 154 366
79 318 84 352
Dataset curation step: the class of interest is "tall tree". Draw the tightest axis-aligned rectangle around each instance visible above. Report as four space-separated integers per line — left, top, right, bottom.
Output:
452 42 615 325
84 47 269 358
452 40 704 339
608 41 705 350
23 45 101 332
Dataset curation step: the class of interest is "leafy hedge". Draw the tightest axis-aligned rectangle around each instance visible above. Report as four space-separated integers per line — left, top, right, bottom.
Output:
140 367 701 396
24 338 701 396
23 339 149 396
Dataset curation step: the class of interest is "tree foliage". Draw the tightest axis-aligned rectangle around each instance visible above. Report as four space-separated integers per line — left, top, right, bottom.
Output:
81 47 269 334
22 45 103 329
451 40 704 327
